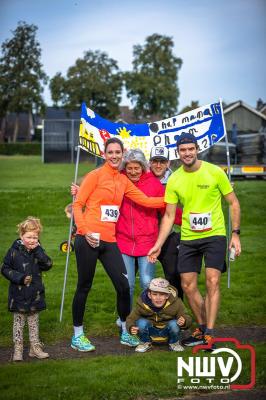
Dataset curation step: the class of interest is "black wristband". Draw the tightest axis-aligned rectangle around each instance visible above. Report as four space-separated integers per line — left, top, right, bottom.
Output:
232 229 240 235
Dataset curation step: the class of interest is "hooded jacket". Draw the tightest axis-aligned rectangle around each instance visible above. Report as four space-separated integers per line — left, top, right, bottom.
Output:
116 171 165 256
1 240 52 313
126 285 192 332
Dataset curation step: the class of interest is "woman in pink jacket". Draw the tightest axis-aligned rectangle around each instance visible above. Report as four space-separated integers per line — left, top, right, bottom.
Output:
116 149 165 308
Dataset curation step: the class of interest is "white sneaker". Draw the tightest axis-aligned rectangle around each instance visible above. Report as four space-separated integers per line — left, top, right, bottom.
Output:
135 342 152 353
169 341 184 352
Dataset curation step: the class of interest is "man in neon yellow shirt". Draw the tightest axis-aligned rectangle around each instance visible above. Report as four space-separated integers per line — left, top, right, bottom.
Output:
148 133 241 348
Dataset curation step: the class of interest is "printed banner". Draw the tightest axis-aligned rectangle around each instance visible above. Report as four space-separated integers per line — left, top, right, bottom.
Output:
79 101 225 160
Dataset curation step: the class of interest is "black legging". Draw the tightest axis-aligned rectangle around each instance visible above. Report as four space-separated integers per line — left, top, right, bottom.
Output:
158 231 184 300
72 235 130 326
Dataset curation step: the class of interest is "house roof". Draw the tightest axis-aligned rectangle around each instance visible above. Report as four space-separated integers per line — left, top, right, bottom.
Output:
116 106 162 124
259 104 266 114
224 100 266 120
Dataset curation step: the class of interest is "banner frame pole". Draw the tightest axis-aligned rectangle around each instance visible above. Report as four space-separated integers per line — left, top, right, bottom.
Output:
219 98 231 289
59 145 81 322
41 119 44 163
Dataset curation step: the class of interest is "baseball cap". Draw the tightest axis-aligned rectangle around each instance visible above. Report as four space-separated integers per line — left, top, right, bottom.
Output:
176 132 198 148
148 277 170 294
150 146 169 161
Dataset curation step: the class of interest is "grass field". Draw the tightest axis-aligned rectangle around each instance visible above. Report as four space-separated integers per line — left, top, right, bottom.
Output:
0 156 265 399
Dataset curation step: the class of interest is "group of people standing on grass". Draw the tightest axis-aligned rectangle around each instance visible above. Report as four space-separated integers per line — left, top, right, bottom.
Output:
1 132 241 360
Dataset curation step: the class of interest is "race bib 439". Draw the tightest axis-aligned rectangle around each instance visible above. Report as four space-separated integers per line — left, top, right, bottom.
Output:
101 205 120 222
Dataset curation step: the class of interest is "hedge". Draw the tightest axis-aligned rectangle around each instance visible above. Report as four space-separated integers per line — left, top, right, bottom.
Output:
0 142 41 155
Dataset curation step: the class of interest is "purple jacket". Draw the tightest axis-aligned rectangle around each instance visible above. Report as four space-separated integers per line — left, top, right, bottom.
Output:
116 172 165 256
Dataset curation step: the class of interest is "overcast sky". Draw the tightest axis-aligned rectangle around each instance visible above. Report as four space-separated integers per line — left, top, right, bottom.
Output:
1 0 265 112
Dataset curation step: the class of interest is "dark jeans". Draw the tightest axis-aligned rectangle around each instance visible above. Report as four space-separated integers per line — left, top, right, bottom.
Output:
158 231 183 299
136 318 181 344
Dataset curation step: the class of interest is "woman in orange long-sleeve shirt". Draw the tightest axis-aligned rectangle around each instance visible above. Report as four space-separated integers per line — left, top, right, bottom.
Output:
71 137 164 352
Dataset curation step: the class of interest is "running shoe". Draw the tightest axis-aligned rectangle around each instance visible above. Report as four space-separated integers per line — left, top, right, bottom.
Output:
120 332 140 347
169 341 184 352
135 342 152 353
202 334 216 352
182 328 205 347
71 334 95 352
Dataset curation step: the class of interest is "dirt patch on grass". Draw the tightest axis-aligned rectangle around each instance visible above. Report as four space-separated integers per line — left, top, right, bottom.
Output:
0 326 265 363
0 327 265 400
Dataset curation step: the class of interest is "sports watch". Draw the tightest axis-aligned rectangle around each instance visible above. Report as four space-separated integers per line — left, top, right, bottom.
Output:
232 229 240 235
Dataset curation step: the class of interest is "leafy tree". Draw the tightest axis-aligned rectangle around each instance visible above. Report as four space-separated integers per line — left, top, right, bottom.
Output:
0 77 9 142
124 34 182 120
49 72 67 107
179 101 200 114
50 50 123 119
0 21 48 142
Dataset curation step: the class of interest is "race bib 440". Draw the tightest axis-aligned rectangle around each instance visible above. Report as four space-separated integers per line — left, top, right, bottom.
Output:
189 212 212 232
101 205 120 222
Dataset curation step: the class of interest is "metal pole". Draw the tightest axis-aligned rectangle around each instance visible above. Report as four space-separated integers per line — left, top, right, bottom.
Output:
41 119 44 163
59 146 81 322
71 119 74 164
219 98 231 289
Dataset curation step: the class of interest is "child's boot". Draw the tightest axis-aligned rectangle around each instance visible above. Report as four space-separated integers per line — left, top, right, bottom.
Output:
13 312 26 361
28 312 48 359
29 342 49 359
13 341 23 361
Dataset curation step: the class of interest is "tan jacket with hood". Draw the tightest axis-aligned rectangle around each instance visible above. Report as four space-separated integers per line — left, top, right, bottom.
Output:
126 285 192 332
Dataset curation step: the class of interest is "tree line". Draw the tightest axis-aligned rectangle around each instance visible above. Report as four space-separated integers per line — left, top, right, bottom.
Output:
0 21 186 142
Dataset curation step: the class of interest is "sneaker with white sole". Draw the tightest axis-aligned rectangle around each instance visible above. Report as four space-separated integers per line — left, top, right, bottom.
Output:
182 328 205 347
71 334 95 352
120 332 140 347
135 342 152 353
169 341 184 352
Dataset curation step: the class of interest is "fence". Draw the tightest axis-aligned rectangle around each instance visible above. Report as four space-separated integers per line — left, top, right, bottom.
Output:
42 119 96 163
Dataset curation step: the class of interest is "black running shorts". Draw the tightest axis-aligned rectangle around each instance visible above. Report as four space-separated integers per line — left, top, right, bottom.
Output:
177 235 227 274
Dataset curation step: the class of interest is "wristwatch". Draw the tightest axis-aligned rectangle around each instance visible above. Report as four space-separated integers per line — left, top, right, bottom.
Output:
232 229 240 235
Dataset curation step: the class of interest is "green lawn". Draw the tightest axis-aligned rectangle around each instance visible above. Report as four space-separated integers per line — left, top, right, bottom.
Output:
0 343 265 400
0 156 265 399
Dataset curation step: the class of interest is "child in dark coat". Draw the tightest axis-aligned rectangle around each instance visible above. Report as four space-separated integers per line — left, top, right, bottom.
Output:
1 217 52 361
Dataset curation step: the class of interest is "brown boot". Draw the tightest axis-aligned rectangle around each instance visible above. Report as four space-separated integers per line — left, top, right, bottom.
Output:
13 342 23 361
29 342 49 359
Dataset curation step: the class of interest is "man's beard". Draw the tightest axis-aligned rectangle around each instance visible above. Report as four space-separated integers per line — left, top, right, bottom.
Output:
182 156 197 167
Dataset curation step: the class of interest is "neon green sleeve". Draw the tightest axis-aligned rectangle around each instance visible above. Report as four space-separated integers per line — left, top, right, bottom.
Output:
216 167 233 196
165 173 179 204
